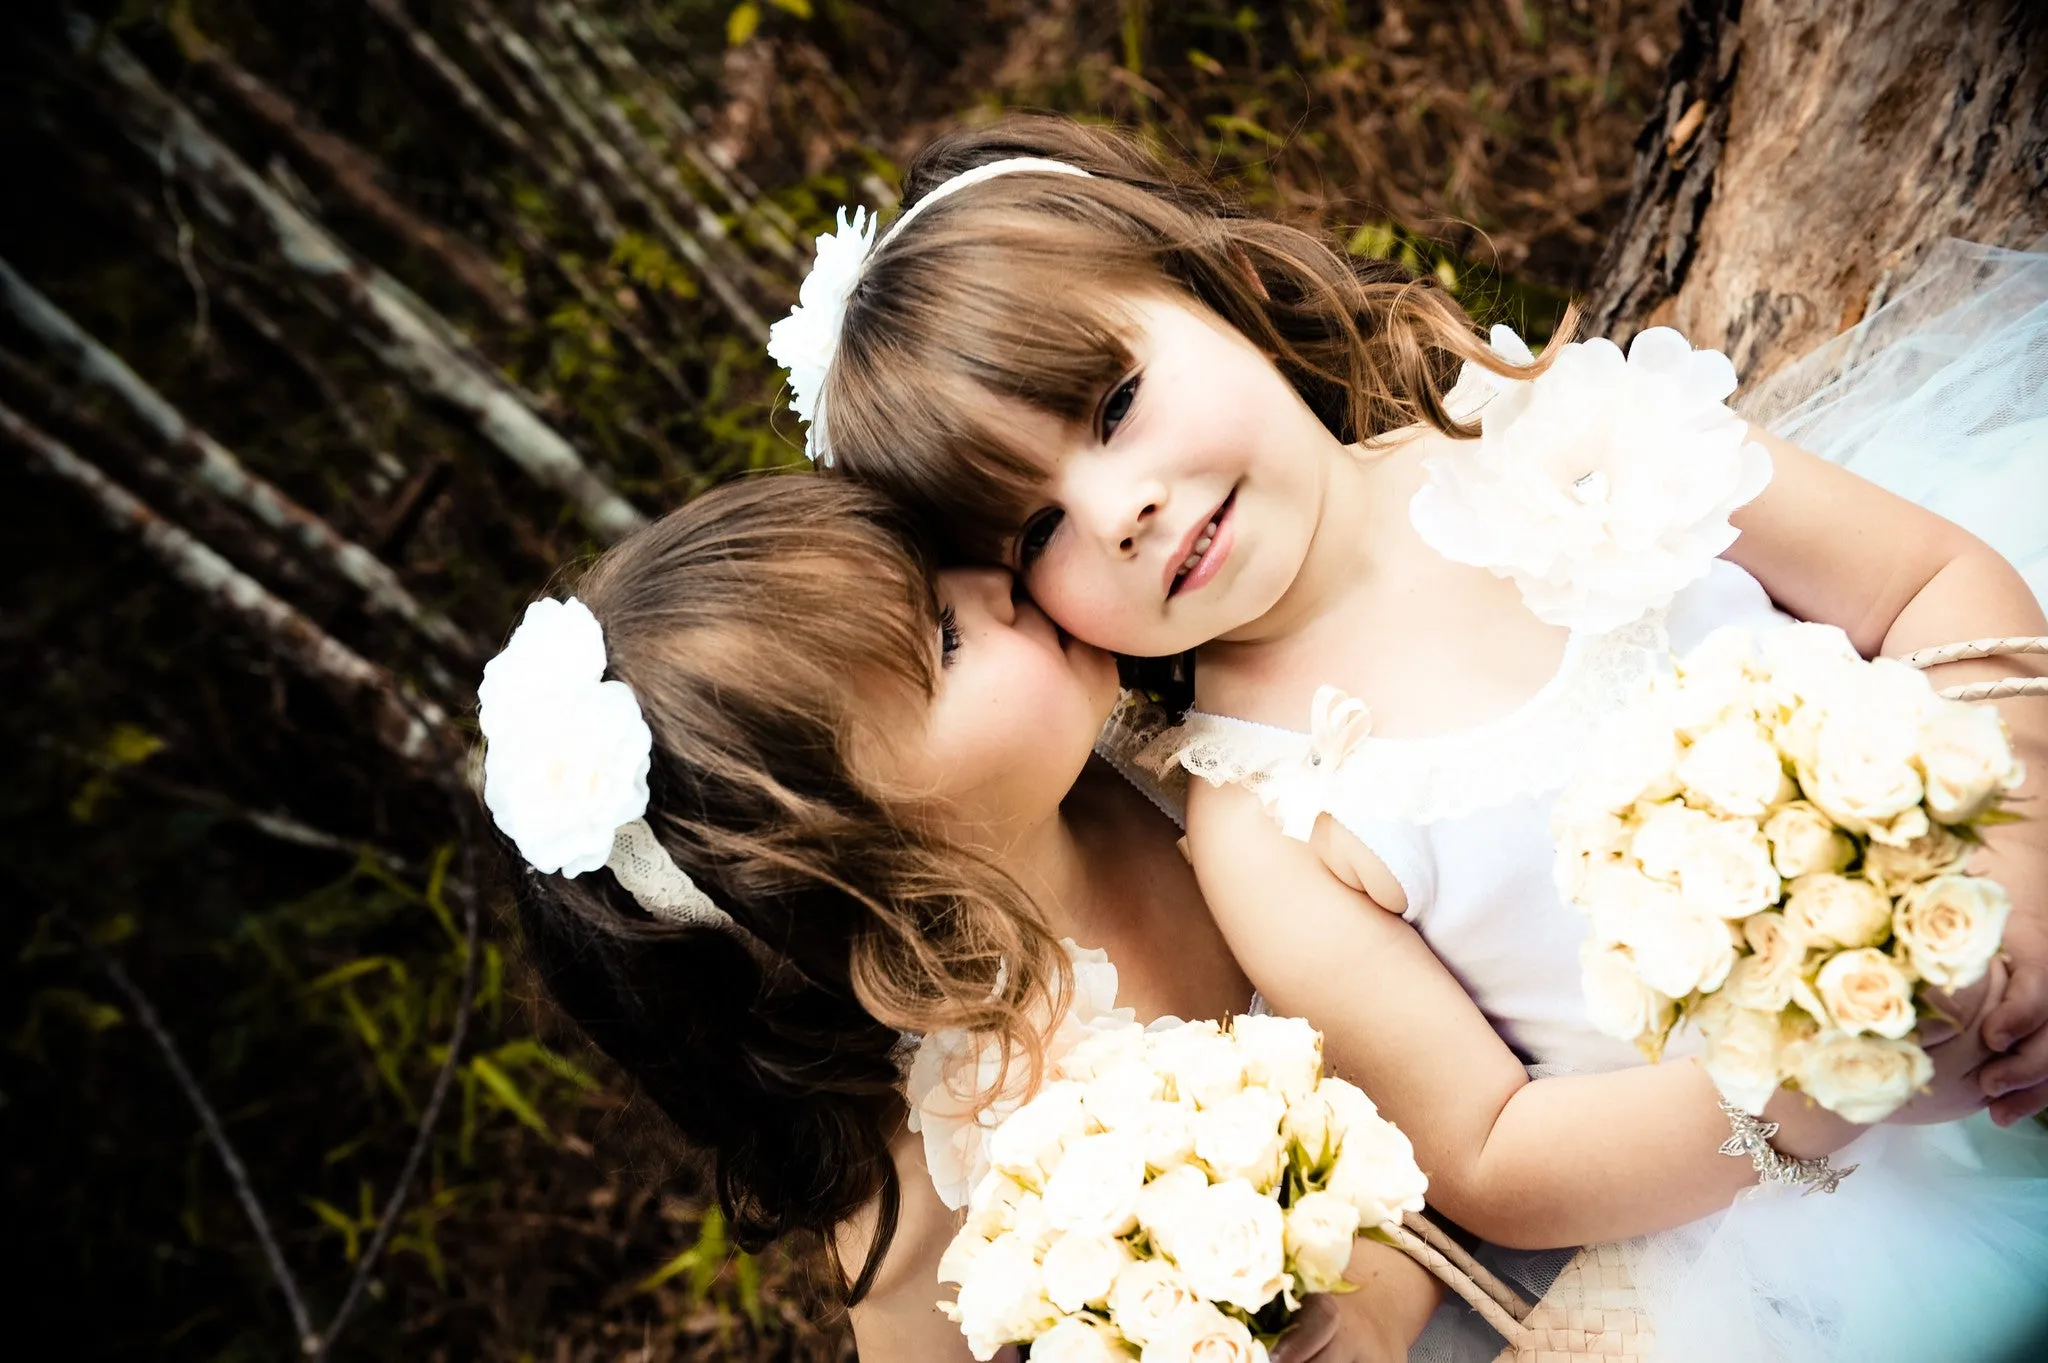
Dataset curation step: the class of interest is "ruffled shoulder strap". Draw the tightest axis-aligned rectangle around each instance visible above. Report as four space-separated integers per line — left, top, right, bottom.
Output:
1413 324 1774 635
1136 687 1371 842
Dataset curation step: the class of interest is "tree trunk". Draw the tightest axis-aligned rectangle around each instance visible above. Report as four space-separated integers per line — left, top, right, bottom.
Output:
1583 0 2048 384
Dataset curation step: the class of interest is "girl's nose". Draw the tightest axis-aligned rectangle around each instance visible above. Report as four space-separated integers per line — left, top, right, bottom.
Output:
1117 499 1160 555
1071 464 1167 556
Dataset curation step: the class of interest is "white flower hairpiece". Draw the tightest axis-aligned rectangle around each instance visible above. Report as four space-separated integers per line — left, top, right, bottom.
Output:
766 157 1094 466
479 597 737 935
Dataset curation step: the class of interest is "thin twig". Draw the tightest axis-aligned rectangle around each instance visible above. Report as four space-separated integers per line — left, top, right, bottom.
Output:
313 824 483 1358
63 913 320 1353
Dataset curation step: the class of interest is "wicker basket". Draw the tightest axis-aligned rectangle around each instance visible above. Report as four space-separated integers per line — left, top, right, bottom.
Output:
1391 1215 1652 1361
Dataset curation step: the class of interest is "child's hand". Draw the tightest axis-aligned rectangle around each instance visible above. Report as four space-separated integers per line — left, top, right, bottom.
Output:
1269 1292 1407 1363
1969 820 2048 1124
1891 957 2007 1126
1270 1237 1442 1363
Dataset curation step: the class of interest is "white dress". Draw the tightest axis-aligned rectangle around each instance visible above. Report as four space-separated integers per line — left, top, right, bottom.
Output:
1141 243 2048 1363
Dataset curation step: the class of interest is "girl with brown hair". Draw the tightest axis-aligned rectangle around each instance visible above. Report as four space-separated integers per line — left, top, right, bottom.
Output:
768 115 2048 1360
479 474 1444 1362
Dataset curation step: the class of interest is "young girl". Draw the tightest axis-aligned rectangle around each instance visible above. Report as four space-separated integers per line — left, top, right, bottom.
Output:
478 475 1443 1363
776 116 2048 1359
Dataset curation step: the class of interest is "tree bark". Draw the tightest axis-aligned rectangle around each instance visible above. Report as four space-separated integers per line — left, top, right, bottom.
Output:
1582 0 2048 385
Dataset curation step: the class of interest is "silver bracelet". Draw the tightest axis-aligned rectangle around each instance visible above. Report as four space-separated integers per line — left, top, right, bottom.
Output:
1717 1100 1857 1195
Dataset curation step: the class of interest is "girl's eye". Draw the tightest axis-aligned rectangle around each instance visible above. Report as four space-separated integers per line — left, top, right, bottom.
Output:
1099 373 1141 440
1017 509 1064 567
938 605 963 666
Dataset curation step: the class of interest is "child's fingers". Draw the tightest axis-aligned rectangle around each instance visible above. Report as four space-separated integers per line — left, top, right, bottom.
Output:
1269 1294 1341 1363
1989 1078 2048 1127
1982 1022 2048 1113
1981 953 2048 1055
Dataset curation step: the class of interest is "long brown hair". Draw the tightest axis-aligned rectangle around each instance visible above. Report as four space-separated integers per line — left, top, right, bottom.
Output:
821 114 1565 562
504 474 1067 1303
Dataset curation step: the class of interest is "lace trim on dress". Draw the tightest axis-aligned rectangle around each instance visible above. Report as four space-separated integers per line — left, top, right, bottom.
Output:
1143 608 1672 830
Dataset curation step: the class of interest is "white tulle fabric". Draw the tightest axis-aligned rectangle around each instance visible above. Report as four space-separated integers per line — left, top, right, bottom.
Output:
1741 237 2048 611
1152 280 2048 1360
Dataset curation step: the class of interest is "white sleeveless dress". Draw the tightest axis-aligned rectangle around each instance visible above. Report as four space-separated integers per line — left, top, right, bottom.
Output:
1135 243 2048 1363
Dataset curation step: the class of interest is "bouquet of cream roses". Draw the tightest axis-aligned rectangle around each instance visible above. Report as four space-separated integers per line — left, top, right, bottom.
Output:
935 1014 1428 1363
1555 622 2025 1123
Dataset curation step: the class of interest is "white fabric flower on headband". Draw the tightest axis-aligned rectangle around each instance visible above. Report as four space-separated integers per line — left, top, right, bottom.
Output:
480 598 653 877
766 158 1094 464
766 206 876 465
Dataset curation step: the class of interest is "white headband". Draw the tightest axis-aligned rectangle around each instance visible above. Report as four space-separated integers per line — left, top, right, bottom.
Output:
479 597 739 937
765 157 1094 465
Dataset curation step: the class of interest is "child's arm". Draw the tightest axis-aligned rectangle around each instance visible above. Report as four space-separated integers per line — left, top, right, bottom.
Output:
1727 431 2048 1124
1186 777 1866 1251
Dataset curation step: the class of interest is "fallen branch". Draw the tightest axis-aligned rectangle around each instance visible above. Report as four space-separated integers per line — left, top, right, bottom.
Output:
533 1 788 299
0 346 327 605
464 0 770 342
349 0 640 258
73 21 646 542
179 28 530 328
84 165 409 489
0 257 479 663
471 177 697 407
0 397 453 774
58 821 483 1361
553 1 802 262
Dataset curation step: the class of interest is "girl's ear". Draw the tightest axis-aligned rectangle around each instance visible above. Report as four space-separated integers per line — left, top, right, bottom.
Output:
1229 243 1271 300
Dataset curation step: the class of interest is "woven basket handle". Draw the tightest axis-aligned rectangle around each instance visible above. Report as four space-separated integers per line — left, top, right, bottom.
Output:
1385 1213 1536 1350
1900 636 2048 701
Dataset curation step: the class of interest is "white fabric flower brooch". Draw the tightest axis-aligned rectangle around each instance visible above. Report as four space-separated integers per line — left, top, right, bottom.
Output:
1413 325 1774 634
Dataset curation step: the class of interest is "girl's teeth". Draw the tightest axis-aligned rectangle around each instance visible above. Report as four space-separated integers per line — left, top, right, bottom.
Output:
1175 516 1225 585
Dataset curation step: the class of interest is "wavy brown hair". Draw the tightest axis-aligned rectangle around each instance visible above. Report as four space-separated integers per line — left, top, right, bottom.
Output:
504 475 1067 1304
820 114 1567 563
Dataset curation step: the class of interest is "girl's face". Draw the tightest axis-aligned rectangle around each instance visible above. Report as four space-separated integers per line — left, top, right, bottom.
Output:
982 291 1340 657
862 566 1119 849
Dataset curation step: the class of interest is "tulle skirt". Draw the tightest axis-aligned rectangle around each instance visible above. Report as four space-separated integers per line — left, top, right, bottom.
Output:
1418 242 2048 1363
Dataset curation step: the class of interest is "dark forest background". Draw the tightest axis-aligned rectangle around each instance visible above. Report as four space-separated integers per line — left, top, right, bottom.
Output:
1 2 1681 1358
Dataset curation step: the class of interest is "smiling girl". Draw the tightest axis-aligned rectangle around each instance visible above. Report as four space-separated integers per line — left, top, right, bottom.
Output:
777 115 2048 1360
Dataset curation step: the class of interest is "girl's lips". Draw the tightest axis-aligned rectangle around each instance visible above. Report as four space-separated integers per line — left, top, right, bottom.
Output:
1168 490 1236 599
